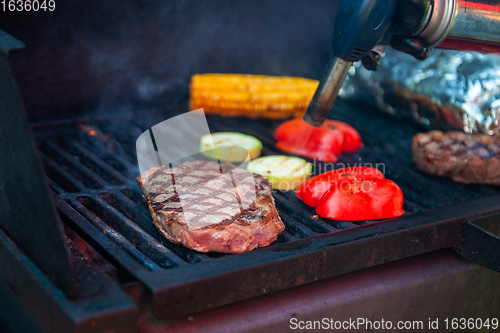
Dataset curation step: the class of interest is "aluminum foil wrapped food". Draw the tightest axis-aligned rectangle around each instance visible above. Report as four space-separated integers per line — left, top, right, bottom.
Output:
339 48 500 136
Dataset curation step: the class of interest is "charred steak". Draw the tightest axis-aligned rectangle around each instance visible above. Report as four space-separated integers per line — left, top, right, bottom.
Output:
137 160 284 253
412 131 500 185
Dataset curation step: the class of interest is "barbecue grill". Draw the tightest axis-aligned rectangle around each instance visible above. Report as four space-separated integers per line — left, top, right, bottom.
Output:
1 2 500 331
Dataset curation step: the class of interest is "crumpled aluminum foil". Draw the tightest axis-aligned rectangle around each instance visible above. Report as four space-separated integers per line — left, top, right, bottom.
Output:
339 48 500 136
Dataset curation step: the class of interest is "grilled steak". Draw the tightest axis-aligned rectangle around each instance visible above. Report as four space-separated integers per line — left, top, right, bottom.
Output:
137 160 284 253
412 131 500 185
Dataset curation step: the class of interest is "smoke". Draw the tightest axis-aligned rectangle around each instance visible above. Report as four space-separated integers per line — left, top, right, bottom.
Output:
0 0 339 119
82 0 337 115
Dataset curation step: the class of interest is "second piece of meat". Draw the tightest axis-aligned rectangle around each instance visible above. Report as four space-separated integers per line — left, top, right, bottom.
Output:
412 130 500 185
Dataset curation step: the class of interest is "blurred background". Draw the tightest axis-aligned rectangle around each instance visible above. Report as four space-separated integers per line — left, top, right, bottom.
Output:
0 0 339 120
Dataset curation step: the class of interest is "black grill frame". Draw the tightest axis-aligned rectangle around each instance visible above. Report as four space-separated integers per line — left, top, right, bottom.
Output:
32 100 500 319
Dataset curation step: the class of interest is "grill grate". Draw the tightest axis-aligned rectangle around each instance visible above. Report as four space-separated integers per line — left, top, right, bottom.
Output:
33 100 500 318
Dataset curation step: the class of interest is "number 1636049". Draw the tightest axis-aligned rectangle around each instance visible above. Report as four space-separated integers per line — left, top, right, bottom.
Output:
2 0 55 11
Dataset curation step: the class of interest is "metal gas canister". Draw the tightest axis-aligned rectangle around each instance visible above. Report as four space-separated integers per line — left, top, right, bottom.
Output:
423 0 500 54
303 0 500 127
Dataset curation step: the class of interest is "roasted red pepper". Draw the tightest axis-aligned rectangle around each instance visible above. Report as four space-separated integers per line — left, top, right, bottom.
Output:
296 166 385 207
329 120 363 153
316 179 404 221
274 118 343 162
274 118 363 162
296 167 404 221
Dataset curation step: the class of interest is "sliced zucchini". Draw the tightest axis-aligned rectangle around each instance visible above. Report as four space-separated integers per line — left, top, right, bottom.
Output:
247 155 312 190
200 132 263 163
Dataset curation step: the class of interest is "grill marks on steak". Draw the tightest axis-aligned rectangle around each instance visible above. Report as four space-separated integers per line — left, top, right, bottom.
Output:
412 131 500 185
137 160 285 253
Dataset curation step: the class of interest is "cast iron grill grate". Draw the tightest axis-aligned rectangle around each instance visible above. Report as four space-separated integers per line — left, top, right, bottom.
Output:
32 100 500 318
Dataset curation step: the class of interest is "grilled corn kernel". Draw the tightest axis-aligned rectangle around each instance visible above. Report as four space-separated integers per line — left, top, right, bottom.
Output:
189 74 319 119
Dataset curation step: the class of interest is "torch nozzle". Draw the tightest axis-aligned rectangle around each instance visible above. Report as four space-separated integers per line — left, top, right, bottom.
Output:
303 55 352 127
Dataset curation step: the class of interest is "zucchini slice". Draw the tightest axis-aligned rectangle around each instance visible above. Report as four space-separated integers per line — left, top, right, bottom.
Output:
247 155 312 190
200 132 263 163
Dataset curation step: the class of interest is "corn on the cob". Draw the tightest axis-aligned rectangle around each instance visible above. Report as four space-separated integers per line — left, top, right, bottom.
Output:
189 74 319 120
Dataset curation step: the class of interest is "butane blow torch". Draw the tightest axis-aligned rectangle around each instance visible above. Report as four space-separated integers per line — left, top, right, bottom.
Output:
303 0 500 127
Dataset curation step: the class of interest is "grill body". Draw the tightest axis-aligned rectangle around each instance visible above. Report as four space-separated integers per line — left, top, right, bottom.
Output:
0 4 499 327
30 99 500 321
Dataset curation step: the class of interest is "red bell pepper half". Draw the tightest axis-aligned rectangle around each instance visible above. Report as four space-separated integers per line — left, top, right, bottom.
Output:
274 118 363 163
296 166 404 221
296 166 385 207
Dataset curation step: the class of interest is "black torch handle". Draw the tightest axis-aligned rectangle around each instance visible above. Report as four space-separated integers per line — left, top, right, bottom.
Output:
303 0 399 127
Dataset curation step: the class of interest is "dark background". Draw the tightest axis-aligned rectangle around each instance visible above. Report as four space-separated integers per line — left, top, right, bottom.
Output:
0 0 339 120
